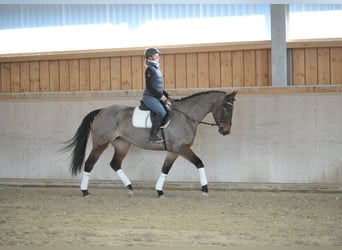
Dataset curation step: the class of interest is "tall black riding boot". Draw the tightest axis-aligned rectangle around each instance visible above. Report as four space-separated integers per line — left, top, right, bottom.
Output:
149 113 164 144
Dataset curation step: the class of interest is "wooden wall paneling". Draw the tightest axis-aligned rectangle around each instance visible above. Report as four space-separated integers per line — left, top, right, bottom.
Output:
121 56 132 90
131 56 143 90
141 59 145 89
243 50 256 87
49 61 60 92
317 48 330 85
110 57 121 90
175 54 186 88
1 63 11 93
39 61 49 92
209 52 221 88
1 40 340 93
100 58 111 90
220 51 233 88
10 63 20 93
268 49 272 85
69 59 80 91
163 54 176 89
90 58 100 91
80 59 90 91
232 51 244 87
186 53 198 88
305 48 318 85
159 55 165 76
291 49 305 85
330 47 342 84
30 62 40 92
198 52 209 88
59 60 70 91
20 62 30 92
256 49 269 86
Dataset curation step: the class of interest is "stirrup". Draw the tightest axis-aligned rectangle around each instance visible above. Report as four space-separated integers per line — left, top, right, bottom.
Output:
149 135 164 144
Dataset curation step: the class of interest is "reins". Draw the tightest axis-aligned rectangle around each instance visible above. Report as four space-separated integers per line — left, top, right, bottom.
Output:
199 121 220 127
172 107 220 127
172 101 233 127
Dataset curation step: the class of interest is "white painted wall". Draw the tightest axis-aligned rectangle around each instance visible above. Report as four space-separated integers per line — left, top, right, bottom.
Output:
1 91 341 184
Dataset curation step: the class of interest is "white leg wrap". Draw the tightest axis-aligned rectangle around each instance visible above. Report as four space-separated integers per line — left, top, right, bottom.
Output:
116 169 131 187
198 168 208 186
80 171 90 190
155 173 167 191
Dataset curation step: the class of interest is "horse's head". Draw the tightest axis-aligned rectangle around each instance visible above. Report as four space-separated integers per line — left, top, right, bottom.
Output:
213 90 237 136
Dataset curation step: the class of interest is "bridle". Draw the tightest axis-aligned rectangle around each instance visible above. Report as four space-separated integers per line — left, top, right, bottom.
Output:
173 101 234 127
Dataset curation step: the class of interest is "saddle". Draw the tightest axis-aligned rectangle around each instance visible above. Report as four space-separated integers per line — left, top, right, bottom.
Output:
132 100 171 128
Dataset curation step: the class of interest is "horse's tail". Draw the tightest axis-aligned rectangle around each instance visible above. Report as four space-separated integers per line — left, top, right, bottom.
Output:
63 109 102 176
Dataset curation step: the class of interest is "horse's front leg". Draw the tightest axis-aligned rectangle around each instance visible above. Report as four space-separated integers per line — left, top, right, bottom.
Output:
179 144 209 197
155 152 179 198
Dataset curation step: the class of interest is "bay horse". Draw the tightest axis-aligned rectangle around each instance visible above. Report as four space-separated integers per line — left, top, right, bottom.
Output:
64 90 237 198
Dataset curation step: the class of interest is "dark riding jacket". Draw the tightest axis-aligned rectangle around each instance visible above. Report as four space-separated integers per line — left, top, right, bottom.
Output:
143 60 169 99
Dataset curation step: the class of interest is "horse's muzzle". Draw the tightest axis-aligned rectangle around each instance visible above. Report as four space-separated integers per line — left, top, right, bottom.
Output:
219 125 231 136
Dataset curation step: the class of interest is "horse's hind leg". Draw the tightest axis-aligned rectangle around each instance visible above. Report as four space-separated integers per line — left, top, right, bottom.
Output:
110 138 133 195
155 152 179 198
81 143 109 197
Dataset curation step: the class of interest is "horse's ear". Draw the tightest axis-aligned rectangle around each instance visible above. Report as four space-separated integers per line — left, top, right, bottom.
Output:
227 90 238 101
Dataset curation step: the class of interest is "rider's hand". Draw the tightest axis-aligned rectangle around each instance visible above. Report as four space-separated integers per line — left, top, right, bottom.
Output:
160 95 168 102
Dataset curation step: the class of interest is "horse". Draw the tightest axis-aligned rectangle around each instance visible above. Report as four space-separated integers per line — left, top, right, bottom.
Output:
64 90 237 198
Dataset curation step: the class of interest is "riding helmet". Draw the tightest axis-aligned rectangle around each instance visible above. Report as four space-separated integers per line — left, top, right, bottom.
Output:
144 48 160 59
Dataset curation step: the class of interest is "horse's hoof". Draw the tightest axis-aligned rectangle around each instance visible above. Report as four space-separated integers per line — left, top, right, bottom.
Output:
201 185 209 197
201 185 208 193
81 190 90 198
157 190 165 199
201 185 209 198
126 185 134 196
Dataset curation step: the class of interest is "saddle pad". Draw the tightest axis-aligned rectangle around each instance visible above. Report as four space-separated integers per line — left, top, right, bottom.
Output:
132 107 152 128
132 107 170 128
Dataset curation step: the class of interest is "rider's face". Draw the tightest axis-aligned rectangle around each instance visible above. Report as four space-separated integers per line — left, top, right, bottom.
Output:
151 53 160 62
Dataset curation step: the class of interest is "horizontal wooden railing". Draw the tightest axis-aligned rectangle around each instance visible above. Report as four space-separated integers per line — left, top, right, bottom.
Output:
0 39 341 94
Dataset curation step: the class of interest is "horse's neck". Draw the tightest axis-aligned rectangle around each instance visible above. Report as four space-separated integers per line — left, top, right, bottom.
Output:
175 92 223 121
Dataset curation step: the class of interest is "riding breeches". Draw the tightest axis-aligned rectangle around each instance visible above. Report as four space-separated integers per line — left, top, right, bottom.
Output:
142 95 167 118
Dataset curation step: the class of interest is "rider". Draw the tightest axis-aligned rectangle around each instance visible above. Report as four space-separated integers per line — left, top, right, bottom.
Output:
142 48 170 144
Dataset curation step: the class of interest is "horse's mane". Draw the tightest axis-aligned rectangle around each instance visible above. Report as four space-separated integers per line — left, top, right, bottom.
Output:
174 90 225 102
